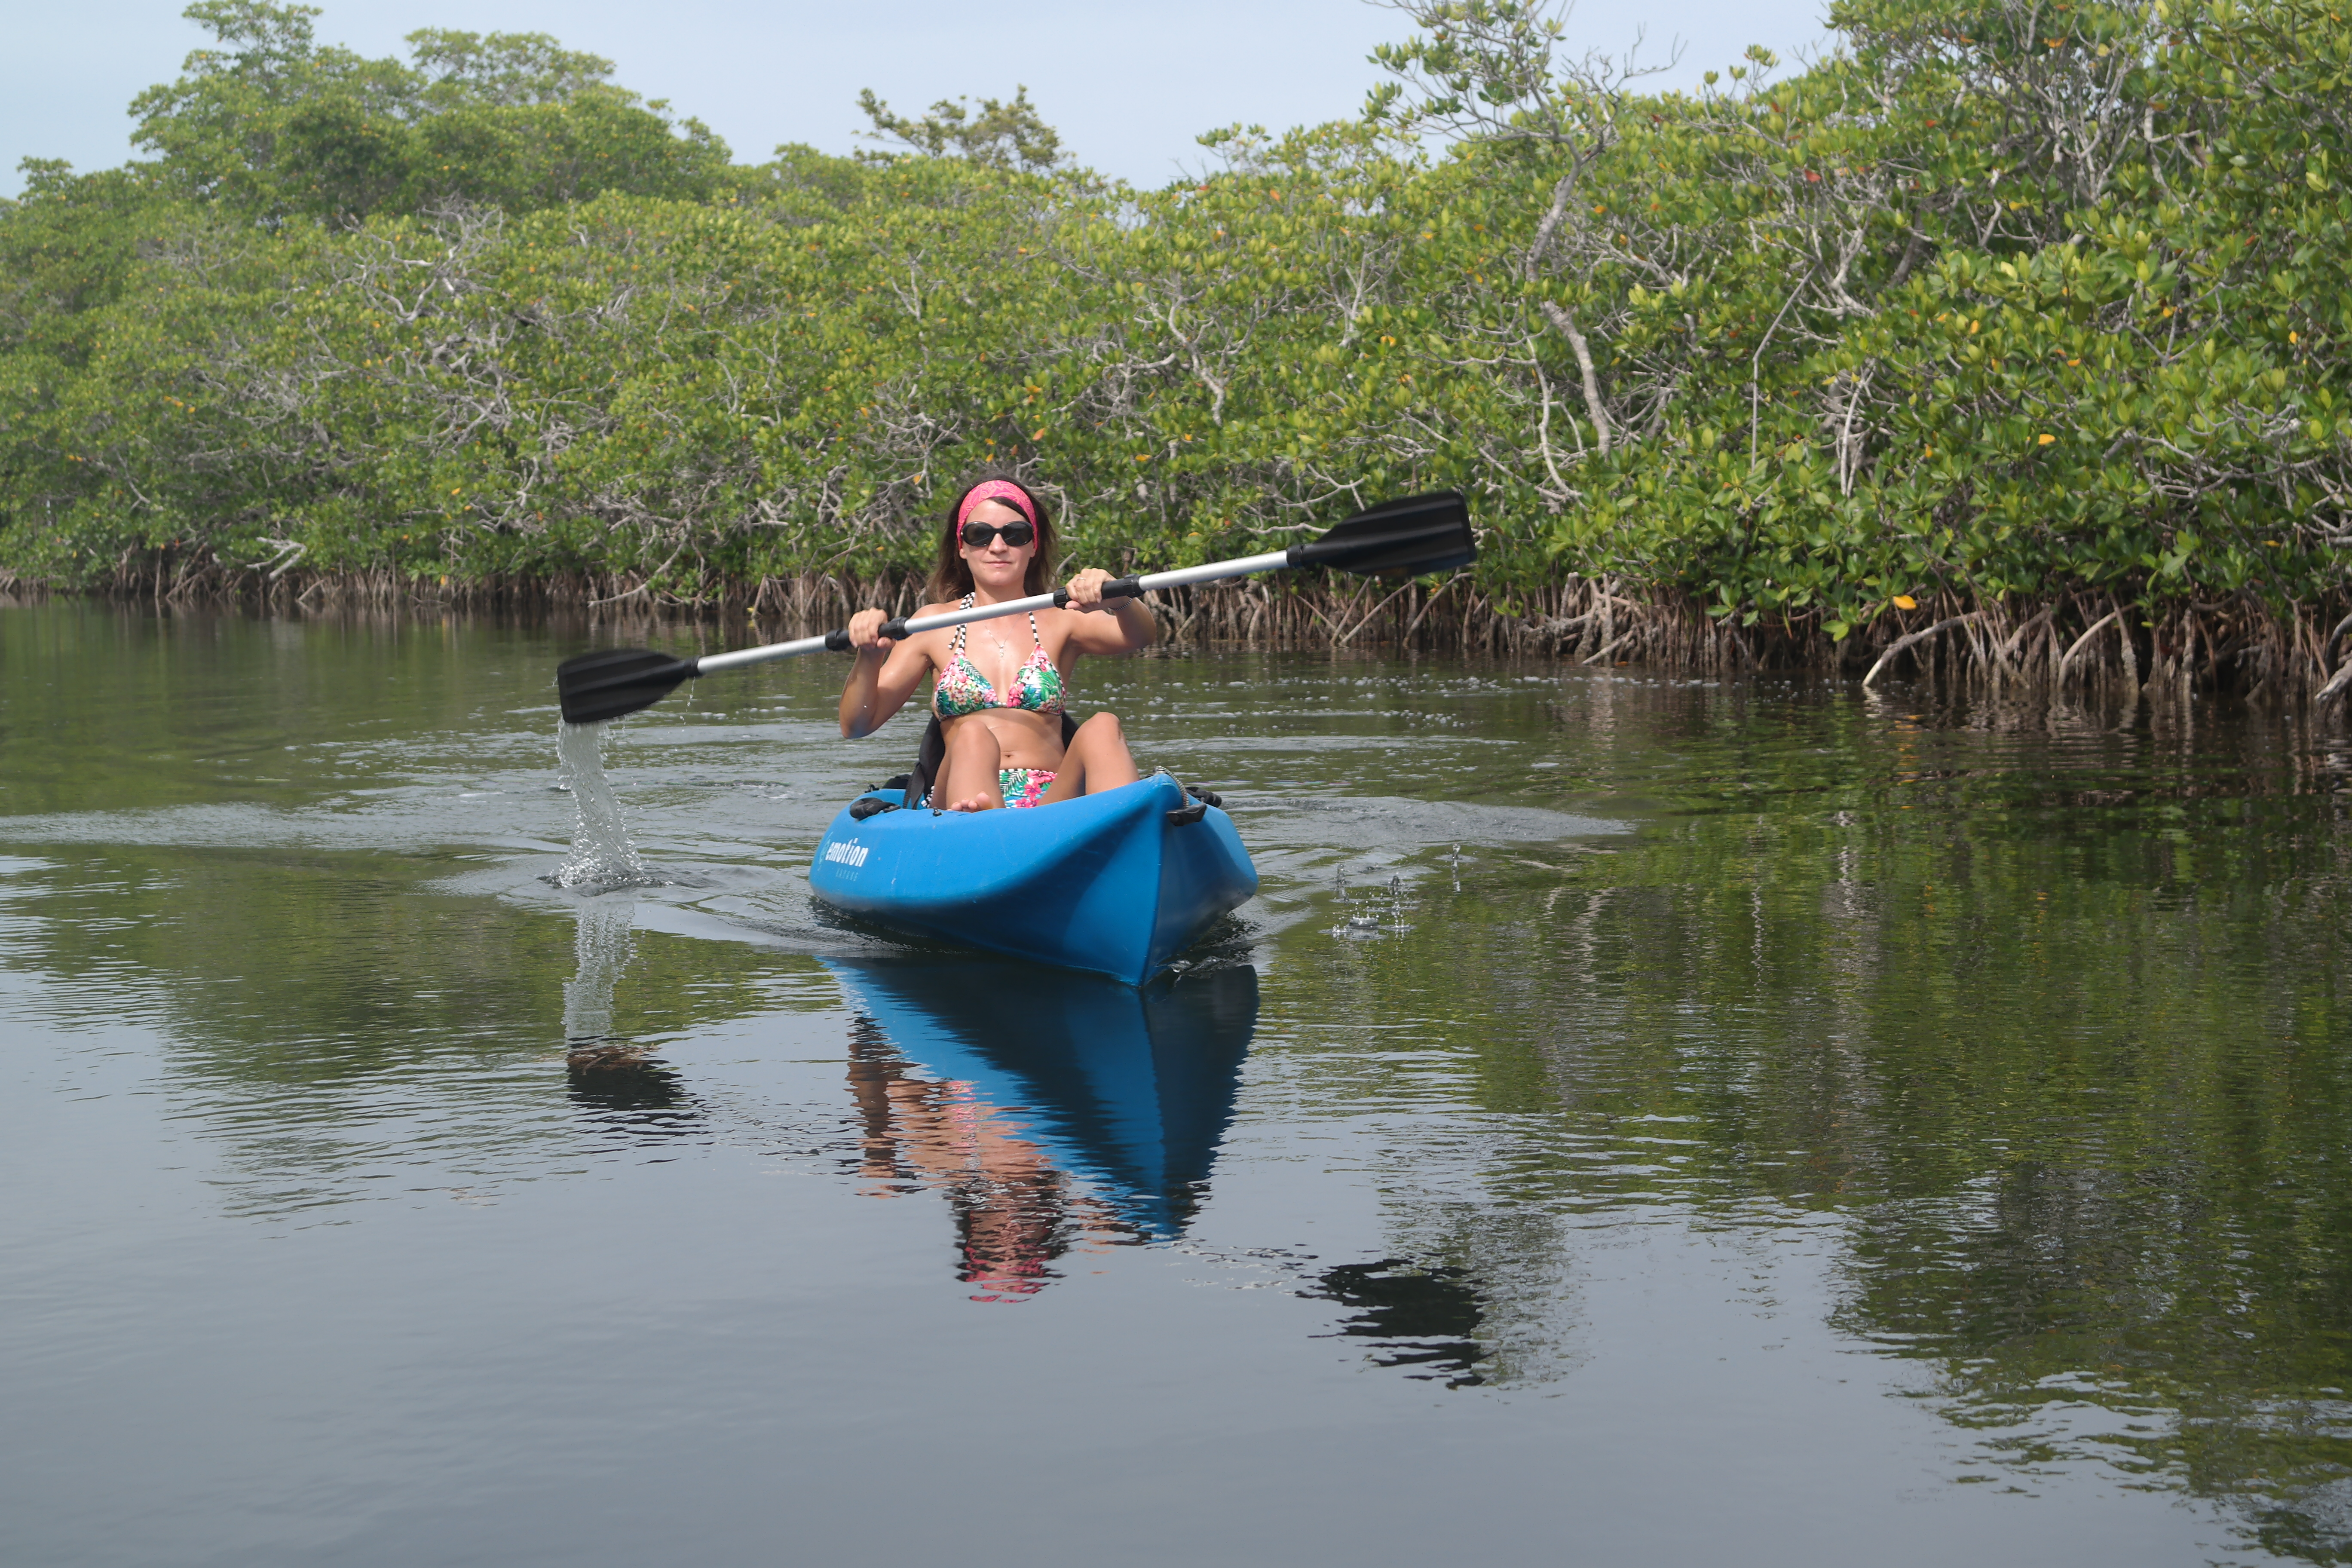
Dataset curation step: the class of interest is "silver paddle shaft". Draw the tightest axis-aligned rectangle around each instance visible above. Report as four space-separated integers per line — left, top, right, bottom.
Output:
689 550 1292 676
1127 551 1292 591
695 631 839 674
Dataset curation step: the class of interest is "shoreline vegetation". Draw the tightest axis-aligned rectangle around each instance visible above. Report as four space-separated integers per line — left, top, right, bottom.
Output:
7 0 2352 707
26 570 2333 714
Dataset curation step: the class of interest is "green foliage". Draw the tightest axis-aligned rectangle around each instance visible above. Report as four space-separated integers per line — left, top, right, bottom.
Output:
126 1 730 220
855 84 1066 174
3 0 2350 633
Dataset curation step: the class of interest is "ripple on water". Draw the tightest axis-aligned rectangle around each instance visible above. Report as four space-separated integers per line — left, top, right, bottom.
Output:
1238 794 1626 852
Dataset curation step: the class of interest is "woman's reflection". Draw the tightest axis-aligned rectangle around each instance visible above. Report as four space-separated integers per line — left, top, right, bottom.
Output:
828 961 1259 1301
847 1018 1130 1298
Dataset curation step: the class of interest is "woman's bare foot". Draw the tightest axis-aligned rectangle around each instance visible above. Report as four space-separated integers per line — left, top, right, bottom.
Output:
946 789 1003 812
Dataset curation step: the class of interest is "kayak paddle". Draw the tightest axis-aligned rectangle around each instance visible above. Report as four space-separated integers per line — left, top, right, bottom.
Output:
556 490 1473 724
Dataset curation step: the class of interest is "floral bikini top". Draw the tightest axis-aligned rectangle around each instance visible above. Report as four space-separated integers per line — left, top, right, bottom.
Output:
932 597 1067 720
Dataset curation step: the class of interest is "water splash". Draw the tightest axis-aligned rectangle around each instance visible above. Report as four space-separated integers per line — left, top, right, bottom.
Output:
1331 870 1413 940
553 721 651 890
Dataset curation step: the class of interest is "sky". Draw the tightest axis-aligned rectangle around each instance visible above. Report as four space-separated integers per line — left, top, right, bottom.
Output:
2 0 1836 199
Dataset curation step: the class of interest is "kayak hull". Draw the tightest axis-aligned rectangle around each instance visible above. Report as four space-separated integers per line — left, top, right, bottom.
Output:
808 773 1256 985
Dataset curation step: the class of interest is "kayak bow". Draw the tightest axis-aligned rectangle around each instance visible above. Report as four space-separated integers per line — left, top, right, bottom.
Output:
808 772 1256 985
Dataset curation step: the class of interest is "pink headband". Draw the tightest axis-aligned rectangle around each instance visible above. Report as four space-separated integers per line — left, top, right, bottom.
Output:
956 480 1038 530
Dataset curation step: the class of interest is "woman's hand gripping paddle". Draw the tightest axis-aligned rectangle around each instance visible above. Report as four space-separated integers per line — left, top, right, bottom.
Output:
555 491 1474 725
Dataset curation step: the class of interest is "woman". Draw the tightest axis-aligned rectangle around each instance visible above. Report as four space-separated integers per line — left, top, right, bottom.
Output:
839 473 1153 812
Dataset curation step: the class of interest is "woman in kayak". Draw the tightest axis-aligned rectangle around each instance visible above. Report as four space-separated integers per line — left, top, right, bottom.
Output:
838 473 1154 812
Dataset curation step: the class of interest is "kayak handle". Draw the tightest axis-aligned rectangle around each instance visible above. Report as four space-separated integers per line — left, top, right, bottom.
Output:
1166 777 1221 827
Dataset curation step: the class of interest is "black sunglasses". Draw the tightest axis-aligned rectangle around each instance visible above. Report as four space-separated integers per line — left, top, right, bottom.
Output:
959 519 1037 548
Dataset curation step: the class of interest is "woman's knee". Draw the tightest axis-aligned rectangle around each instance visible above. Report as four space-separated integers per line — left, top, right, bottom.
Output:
946 722 1000 760
1068 711 1139 795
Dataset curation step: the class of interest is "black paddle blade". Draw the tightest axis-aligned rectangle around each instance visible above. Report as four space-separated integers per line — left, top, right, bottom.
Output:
556 648 699 725
1287 491 1476 576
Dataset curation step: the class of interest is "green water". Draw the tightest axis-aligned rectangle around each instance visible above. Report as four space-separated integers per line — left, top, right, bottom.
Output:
3 597 2349 1566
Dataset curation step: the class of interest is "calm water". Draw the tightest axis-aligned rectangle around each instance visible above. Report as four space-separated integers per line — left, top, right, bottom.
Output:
5 599 2351 1567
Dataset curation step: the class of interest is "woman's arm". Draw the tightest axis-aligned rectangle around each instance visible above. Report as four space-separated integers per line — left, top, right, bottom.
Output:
838 609 935 738
1060 568 1157 655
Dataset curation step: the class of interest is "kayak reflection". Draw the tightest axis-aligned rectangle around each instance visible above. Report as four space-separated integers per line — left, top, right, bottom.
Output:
827 959 1258 1299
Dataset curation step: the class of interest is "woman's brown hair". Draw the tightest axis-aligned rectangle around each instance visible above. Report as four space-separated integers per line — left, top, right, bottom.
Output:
929 470 1057 602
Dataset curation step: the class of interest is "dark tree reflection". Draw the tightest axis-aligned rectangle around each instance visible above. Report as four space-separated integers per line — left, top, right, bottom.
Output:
1305 1259 1491 1387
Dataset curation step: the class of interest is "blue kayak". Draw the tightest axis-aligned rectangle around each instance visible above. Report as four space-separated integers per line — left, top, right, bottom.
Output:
807 771 1257 985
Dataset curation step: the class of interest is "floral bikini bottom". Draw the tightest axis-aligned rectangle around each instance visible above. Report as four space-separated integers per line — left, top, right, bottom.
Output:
921 767 1056 809
997 767 1056 809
